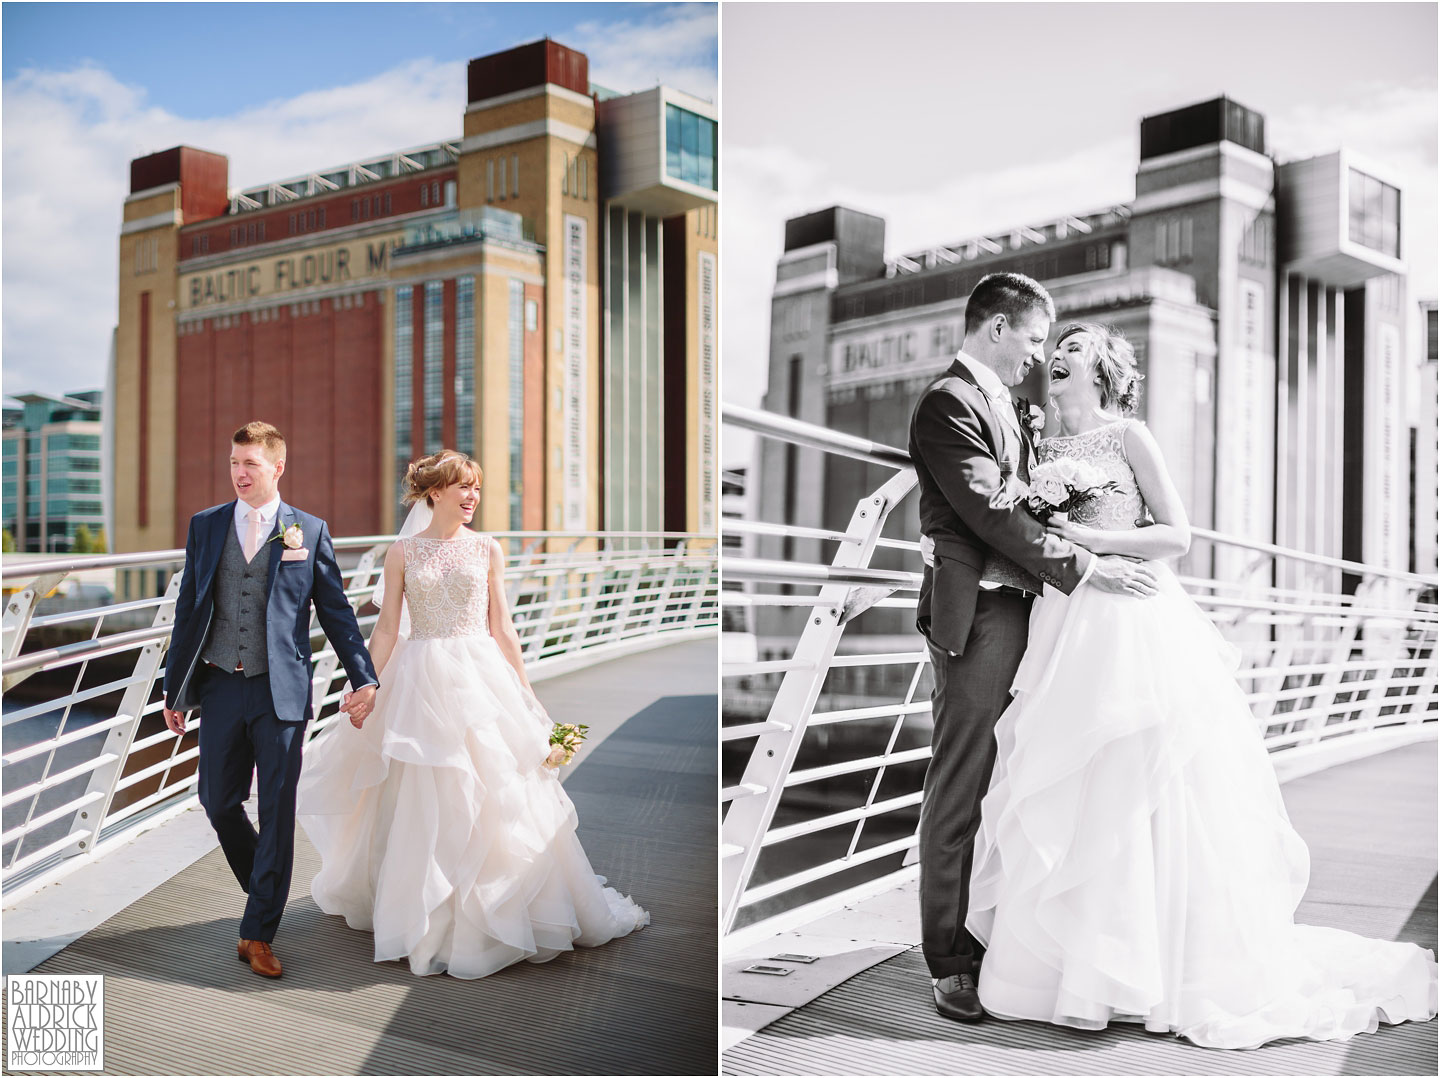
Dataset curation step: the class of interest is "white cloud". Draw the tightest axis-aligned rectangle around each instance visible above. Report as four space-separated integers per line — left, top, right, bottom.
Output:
2 6 717 398
570 3 717 103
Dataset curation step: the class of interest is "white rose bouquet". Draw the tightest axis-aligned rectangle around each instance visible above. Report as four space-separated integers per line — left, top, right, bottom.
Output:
1024 458 1118 523
544 722 590 768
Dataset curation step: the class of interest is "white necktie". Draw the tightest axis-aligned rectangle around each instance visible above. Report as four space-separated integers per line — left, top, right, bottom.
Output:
244 509 264 562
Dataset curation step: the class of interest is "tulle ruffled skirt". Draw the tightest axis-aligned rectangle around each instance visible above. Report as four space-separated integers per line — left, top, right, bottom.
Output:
966 564 1437 1048
297 632 647 979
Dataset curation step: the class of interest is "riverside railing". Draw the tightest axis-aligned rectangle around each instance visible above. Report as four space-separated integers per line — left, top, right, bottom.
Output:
2 531 717 898
720 403 1437 938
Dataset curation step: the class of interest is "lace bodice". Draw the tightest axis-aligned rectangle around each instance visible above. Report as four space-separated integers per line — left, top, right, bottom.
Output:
402 531 491 640
1037 420 1150 531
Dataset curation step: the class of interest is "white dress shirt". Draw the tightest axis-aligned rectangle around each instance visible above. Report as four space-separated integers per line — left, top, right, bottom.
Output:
234 494 282 550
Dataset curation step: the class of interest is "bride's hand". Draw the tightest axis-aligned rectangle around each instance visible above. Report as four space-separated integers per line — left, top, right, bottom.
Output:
1046 515 1096 548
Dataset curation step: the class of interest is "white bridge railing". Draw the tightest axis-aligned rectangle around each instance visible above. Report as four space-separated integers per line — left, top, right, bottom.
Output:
2 531 717 899
720 404 1437 939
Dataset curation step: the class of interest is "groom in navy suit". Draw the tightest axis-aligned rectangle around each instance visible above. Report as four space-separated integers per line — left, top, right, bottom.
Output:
162 421 379 978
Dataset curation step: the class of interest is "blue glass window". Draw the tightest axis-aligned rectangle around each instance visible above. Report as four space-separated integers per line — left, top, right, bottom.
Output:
665 104 717 191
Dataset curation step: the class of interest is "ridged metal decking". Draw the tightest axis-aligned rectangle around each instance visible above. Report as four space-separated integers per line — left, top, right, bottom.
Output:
12 639 718 1076
724 741 1438 1076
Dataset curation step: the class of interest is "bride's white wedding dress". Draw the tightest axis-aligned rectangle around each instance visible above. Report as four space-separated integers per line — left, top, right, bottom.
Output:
966 419 1436 1049
297 531 647 978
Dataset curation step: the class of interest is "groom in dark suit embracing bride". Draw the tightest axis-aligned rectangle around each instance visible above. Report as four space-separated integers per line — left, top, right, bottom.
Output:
162 421 380 978
907 273 1158 1021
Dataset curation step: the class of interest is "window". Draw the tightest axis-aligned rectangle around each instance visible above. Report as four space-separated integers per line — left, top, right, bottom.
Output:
511 155 518 200
423 281 444 452
665 104 717 191
1154 215 1191 265
421 185 428 208
487 159 495 201
579 156 587 201
456 277 475 457
134 235 159 273
498 158 507 201
1349 168 1400 258
561 154 569 196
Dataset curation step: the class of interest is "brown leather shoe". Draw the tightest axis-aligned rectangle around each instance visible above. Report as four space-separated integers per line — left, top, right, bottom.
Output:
237 939 283 978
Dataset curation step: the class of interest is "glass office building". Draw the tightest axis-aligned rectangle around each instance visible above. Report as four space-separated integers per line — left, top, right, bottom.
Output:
2 391 105 553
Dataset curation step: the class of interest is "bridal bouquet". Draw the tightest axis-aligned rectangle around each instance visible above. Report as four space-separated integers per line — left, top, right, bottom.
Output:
1025 458 1118 522
545 722 590 768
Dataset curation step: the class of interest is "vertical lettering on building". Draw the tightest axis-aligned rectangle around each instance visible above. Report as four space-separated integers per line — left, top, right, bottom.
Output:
699 251 717 534
1379 322 1400 568
1237 280 1264 541
563 214 587 529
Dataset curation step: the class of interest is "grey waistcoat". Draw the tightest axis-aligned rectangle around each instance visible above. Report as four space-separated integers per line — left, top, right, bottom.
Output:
202 520 271 677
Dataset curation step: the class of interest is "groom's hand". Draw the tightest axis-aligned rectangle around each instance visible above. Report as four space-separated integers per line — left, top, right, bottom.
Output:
1088 555 1159 598
162 706 187 736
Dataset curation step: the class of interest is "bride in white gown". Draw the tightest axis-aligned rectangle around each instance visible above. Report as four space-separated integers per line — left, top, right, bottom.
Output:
965 323 1436 1049
297 450 647 979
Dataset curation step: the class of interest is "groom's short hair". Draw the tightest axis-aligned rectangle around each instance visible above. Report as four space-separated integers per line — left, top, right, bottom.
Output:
963 272 1056 335
232 420 286 463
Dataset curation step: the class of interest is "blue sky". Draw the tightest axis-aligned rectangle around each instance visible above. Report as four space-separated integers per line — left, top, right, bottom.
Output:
0 2 716 397
1 3 708 113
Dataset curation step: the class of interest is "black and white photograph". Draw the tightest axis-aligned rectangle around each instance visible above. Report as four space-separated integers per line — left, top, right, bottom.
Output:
1 4 720 1075
720 3 1438 1074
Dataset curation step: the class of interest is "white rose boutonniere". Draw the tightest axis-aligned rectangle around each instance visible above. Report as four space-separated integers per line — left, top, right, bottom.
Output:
1023 404 1045 435
270 522 305 549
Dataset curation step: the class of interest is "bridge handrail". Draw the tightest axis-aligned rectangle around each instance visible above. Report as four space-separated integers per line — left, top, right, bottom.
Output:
1 530 716 584
722 403 1435 589
2 530 717 899
720 404 1437 938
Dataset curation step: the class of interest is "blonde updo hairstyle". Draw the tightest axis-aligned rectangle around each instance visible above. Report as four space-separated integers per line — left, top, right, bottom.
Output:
1057 322 1144 415
402 449 484 507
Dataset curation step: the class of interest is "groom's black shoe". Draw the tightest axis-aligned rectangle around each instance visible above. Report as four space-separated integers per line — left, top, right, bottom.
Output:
933 973 984 1022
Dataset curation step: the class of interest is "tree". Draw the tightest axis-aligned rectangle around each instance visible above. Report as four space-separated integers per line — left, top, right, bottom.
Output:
73 525 107 554
1 529 14 553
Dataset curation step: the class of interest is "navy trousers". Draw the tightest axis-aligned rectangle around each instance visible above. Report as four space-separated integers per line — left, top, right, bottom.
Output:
918 588 1033 980
196 666 308 943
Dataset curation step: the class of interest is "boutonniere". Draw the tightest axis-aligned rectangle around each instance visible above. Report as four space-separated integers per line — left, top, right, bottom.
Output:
269 522 304 549
1017 399 1045 436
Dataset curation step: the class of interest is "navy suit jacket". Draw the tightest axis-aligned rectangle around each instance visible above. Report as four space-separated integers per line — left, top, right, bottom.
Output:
162 500 378 723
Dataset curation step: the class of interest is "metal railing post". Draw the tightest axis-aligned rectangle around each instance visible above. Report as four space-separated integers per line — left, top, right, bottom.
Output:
65 571 183 859
721 468 917 933
3 571 69 672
